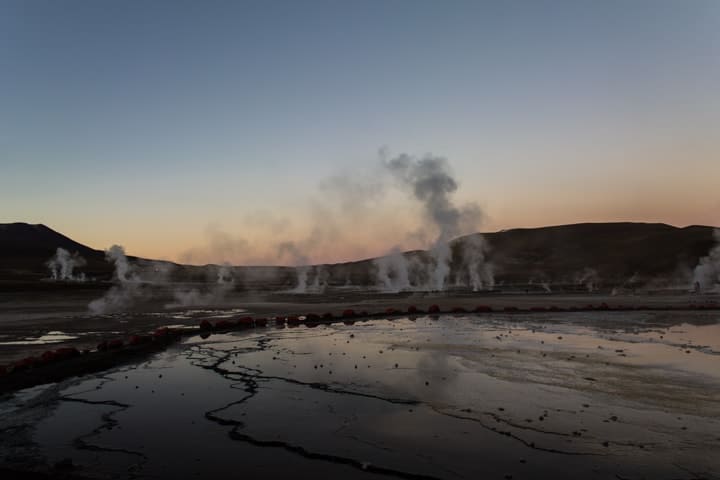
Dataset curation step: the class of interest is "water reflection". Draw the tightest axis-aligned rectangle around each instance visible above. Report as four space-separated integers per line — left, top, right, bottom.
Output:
1 312 719 479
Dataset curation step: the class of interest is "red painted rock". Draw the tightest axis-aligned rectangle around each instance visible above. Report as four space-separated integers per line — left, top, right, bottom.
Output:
199 319 213 330
385 307 399 316
504 306 519 312
407 305 419 314
214 320 234 330
129 335 152 346
153 327 170 337
13 356 38 371
342 309 356 318
38 347 81 364
428 304 441 314
54 347 80 359
40 350 58 364
237 316 254 327
97 341 109 352
304 314 319 322
107 339 124 350
475 305 493 313
321 312 334 320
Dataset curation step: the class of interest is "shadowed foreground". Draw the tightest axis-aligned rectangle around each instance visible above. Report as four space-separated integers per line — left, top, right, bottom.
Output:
1 310 718 479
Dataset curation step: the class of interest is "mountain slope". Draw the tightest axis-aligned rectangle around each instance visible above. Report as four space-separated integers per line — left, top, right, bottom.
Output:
0 223 109 280
0 222 716 287
456 222 715 285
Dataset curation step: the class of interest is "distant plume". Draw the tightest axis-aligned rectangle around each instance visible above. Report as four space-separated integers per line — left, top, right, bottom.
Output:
165 263 235 308
46 247 86 281
89 245 142 314
692 229 720 292
106 244 134 282
575 268 599 292
278 241 313 293
383 153 489 291
457 235 494 291
373 247 411 292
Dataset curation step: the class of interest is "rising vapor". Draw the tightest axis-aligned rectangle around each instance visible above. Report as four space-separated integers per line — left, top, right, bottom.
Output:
46 247 86 281
692 229 720 292
383 153 490 291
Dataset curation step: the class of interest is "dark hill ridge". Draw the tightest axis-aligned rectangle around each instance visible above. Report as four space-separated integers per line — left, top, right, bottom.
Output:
457 222 716 285
0 223 98 258
0 223 109 280
0 222 716 288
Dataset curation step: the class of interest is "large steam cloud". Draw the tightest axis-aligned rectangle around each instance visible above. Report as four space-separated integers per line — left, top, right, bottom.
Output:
173 151 493 294
89 244 238 313
382 153 492 291
86 151 493 311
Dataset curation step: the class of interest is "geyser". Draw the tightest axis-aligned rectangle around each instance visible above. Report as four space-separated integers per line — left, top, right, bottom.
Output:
46 247 86 281
383 153 492 291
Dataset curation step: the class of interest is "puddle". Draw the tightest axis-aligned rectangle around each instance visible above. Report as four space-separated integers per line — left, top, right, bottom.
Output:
0 331 80 346
1 312 719 479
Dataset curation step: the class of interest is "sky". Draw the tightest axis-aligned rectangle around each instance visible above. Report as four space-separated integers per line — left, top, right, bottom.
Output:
1 0 719 265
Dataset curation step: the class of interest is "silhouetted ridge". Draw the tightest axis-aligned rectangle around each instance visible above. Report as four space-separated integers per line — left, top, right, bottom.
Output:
0 221 716 287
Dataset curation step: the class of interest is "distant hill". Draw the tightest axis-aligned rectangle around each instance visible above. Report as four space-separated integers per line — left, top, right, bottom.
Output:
0 223 110 280
458 222 716 286
0 222 716 289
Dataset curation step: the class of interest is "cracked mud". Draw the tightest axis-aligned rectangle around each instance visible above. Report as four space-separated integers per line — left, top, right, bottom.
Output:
1 311 719 479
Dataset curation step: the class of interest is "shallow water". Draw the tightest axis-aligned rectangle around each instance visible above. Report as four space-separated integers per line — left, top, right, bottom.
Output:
1 312 719 479
0 331 80 345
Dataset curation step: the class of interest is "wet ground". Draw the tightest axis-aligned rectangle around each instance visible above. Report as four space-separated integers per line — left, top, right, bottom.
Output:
1 311 719 479
1 288 718 366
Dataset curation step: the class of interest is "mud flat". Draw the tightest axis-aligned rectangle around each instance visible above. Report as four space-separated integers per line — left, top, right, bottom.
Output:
1 287 718 365
1 310 718 479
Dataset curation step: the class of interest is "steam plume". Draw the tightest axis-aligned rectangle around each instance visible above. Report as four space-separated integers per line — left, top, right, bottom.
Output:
575 268 599 292
373 247 410 292
383 154 489 290
46 247 86 281
278 241 312 293
692 229 720 292
165 263 235 308
89 245 142 314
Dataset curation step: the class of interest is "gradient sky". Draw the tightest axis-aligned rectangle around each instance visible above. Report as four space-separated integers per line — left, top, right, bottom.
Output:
2 0 719 265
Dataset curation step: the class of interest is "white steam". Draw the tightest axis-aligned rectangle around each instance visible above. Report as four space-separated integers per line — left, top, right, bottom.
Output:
46 247 87 281
89 245 142 314
692 229 720 292
575 268 599 292
165 264 235 308
457 234 494 291
383 154 491 291
373 247 411 293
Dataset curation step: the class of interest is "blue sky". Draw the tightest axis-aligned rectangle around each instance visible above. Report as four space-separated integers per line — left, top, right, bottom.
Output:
1 1 719 263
